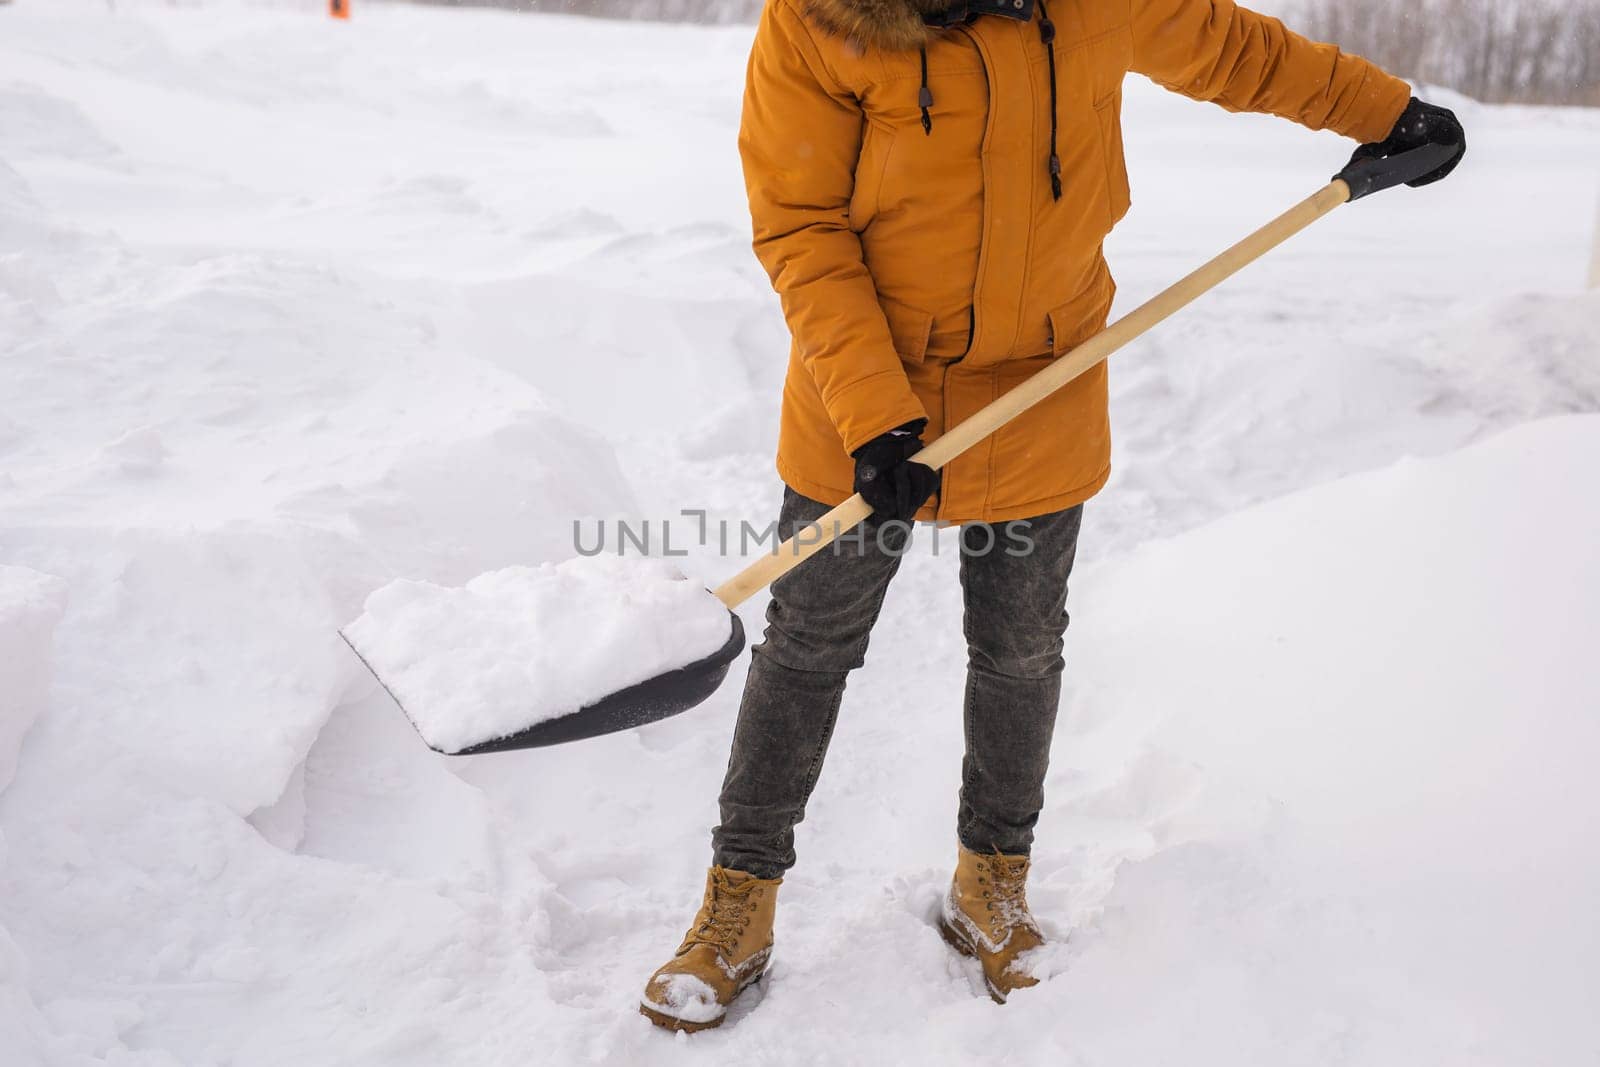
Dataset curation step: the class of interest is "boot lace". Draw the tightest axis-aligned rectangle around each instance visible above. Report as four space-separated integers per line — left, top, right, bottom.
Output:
976 854 1037 935
683 874 759 955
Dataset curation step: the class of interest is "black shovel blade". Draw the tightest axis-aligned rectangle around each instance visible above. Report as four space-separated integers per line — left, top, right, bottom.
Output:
347 611 748 755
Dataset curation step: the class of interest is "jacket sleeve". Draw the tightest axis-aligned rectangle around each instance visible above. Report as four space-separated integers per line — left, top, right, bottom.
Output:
1128 0 1411 143
739 0 927 454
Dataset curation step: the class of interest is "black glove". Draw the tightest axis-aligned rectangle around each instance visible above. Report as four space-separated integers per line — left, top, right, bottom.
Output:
852 419 939 525
1351 97 1465 188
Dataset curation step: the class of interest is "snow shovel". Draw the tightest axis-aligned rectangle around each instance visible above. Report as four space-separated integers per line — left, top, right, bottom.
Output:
352 141 1457 754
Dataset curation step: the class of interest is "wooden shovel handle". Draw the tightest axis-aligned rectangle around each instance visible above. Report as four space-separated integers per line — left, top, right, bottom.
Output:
713 179 1353 609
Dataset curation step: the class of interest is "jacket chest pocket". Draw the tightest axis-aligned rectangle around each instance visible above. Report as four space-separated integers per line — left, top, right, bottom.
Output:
849 120 895 233
1036 25 1132 227
854 40 989 161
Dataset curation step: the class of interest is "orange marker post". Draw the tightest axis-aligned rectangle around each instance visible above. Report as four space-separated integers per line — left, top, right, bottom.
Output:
329 0 350 19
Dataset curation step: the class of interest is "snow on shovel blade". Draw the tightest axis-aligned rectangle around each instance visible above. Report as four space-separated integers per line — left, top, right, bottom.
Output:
343 616 746 753
340 559 747 754
441 615 744 752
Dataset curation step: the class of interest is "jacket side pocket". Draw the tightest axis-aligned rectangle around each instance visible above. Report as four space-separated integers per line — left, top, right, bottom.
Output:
1094 89 1132 227
1047 286 1111 358
881 296 934 364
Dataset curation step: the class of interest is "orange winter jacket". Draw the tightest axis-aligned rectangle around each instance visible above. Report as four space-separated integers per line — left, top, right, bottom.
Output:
740 0 1410 522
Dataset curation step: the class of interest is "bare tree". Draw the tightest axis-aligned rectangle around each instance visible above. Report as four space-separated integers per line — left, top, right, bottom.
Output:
1302 0 1600 106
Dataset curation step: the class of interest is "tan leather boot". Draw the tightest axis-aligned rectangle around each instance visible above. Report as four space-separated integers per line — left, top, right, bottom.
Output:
639 866 781 1032
938 846 1044 1003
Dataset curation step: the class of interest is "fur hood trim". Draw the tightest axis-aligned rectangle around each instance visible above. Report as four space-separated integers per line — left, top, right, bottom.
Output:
798 0 950 51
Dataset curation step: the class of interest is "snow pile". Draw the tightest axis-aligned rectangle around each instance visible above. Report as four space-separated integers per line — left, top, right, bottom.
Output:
0 570 66 1063
1000 414 1600 1065
0 569 66 791
1421 289 1600 420
344 558 734 753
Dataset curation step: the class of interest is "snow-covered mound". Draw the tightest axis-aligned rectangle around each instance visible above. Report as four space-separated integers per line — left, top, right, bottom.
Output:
345 558 734 753
0 568 66 794
1 2 1598 1064
18 409 1592 1067
1026 415 1600 1065
0 568 66 1062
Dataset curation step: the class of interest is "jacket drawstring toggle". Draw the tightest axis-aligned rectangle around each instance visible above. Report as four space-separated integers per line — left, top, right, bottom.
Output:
918 45 934 134
1039 0 1062 200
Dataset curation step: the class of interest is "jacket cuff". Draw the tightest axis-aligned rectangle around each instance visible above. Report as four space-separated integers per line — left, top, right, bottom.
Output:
826 372 929 455
1338 69 1413 144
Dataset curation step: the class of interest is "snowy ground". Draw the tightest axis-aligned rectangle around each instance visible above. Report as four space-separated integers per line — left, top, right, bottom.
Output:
3 2 1600 1064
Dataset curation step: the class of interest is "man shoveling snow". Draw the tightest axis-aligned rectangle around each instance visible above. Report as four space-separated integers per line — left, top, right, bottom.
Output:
637 0 1463 1032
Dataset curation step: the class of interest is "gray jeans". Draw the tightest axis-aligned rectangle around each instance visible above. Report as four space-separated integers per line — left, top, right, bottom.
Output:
712 488 1083 880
